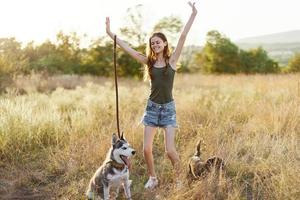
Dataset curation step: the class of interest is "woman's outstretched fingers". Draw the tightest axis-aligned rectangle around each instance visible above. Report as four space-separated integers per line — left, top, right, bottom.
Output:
188 1 194 7
188 1 197 13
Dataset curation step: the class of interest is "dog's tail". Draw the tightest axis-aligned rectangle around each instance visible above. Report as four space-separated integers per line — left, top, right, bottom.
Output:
195 140 202 157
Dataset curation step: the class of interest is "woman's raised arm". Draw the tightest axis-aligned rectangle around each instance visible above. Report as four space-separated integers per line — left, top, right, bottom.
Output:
169 2 197 69
106 17 147 65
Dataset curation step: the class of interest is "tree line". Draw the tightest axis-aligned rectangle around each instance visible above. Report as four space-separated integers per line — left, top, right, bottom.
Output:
1 6 300 79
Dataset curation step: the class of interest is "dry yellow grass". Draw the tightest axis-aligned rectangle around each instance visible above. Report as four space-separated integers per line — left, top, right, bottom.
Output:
0 73 299 200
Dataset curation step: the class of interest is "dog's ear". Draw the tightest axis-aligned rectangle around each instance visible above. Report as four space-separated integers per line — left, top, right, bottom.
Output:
195 140 202 157
112 133 118 145
120 131 125 141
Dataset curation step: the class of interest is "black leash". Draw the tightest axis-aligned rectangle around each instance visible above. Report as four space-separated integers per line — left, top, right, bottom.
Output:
113 35 121 138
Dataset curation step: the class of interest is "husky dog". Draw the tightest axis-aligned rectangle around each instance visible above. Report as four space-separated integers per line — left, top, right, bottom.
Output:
187 140 225 184
86 133 135 200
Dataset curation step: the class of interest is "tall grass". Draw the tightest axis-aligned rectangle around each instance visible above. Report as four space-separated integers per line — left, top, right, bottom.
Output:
0 73 299 199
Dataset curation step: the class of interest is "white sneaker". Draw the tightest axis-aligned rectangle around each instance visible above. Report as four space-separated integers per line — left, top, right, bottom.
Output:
144 176 158 189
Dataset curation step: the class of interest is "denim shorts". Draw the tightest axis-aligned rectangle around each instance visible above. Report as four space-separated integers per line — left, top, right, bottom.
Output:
141 99 177 128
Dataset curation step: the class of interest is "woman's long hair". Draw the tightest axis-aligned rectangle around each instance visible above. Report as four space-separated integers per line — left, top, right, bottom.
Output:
144 32 171 81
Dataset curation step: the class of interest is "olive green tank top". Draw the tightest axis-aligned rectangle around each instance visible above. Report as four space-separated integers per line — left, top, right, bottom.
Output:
149 64 176 104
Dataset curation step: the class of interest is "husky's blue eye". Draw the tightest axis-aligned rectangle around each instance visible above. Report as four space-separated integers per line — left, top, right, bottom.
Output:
122 147 127 150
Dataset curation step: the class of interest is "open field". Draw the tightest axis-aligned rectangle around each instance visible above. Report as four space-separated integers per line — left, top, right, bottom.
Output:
0 73 300 200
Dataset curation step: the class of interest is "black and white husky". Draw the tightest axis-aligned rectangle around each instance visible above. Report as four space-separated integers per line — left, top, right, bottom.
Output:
86 133 135 200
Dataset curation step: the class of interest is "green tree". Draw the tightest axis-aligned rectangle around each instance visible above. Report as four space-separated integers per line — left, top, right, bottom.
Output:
201 30 240 73
189 49 204 72
23 40 57 73
27 32 83 74
242 47 279 73
80 39 114 76
194 31 279 74
55 31 82 73
0 38 29 75
117 44 145 79
239 50 256 74
239 47 279 73
287 53 300 72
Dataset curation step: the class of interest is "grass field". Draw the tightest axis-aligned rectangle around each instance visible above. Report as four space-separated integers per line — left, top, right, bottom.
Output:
0 73 299 200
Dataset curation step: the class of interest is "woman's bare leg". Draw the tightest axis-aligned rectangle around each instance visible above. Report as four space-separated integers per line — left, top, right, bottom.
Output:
164 127 180 177
143 126 157 177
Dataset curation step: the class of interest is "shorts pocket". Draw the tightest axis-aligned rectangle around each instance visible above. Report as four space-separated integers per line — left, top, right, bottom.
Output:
146 103 156 112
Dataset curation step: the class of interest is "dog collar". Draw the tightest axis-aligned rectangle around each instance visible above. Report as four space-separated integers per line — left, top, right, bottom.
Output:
109 160 126 171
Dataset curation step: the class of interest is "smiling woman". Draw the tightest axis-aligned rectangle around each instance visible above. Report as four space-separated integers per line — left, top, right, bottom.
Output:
105 1 198 190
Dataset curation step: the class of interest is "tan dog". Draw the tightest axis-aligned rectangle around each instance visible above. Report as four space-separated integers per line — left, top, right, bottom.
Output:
187 140 225 184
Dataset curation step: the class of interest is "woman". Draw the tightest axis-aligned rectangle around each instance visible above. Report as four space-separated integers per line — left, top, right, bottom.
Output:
105 1 197 189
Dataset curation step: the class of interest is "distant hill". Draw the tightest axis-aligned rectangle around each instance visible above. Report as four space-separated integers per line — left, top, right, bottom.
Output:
236 30 300 44
182 30 300 66
236 30 300 65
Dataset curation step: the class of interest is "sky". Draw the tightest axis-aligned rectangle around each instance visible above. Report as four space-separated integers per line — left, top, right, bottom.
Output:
0 0 299 46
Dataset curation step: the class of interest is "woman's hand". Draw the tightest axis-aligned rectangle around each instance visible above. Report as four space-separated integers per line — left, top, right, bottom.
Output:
188 1 197 15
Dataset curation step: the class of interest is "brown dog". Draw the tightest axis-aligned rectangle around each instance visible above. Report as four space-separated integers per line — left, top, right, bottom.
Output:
187 140 225 184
